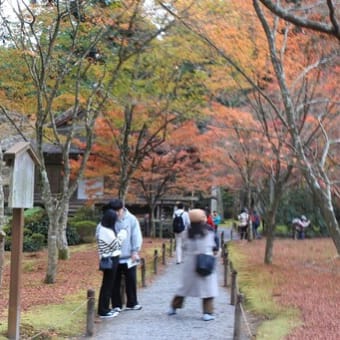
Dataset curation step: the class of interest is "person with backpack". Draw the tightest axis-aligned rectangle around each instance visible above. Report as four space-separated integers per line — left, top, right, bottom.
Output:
173 203 190 264
251 210 261 239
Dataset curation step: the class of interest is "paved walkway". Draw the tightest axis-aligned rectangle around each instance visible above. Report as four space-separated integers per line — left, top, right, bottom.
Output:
91 227 236 340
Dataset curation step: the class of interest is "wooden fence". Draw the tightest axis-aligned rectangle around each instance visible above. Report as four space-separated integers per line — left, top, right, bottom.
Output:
220 229 253 340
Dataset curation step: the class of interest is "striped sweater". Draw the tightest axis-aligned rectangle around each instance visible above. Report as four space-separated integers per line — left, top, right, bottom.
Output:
96 223 127 258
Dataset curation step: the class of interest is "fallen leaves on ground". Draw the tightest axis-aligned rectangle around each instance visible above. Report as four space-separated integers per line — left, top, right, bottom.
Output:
0 238 167 318
235 238 340 339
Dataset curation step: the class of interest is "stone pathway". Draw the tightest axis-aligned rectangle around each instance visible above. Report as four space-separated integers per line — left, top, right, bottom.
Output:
88 227 237 340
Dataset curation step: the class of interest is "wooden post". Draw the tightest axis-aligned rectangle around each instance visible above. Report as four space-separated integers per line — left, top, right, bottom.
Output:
223 243 228 264
7 208 24 340
140 258 146 287
233 293 244 340
223 257 228 287
169 238 173 257
4 142 40 340
162 243 166 265
86 289 95 337
224 257 231 287
153 249 158 274
230 228 233 240
230 270 238 305
221 239 225 259
220 231 224 248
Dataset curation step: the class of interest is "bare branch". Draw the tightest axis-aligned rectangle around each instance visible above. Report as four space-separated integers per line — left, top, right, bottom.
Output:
258 0 340 41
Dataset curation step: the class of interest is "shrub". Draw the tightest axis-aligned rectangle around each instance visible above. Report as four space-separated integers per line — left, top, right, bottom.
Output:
4 207 81 250
66 226 81 245
69 220 97 243
24 233 45 252
69 206 100 223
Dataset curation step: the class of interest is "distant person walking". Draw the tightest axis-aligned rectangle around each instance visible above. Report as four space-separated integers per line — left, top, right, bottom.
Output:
173 203 190 264
168 208 219 321
212 210 221 232
107 199 143 312
204 207 215 230
96 209 127 318
251 211 261 239
292 215 310 240
237 208 249 240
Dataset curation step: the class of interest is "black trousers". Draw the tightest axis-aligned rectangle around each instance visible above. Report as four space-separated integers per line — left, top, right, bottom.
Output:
239 225 248 240
112 263 138 308
98 256 119 316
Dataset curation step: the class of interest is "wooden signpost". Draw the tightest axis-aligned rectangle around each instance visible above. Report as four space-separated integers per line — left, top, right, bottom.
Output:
4 142 40 340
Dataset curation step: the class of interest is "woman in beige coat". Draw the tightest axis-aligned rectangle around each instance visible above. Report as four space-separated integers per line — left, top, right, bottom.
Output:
168 209 219 321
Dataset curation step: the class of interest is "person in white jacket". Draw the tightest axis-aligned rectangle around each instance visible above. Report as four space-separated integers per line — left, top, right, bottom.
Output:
173 203 191 264
97 209 127 318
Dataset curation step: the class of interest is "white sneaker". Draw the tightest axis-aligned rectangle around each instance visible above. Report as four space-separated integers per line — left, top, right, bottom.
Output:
202 313 215 321
167 307 176 315
113 307 122 312
126 304 142 310
99 310 119 319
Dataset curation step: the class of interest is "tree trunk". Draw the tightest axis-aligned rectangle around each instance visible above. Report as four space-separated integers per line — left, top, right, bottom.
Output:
253 0 340 256
307 178 340 254
321 204 340 254
45 229 58 283
264 212 276 264
264 222 274 264
57 202 70 260
264 177 286 264
151 211 157 238
0 231 5 288
0 147 5 287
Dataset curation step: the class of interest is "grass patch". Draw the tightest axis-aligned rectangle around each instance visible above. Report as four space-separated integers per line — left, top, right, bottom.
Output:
26 292 87 339
256 312 301 340
0 292 88 339
228 242 301 339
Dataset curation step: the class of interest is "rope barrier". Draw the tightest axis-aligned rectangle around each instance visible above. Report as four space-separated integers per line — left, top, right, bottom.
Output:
239 301 253 338
28 297 90 340
25 239 179 339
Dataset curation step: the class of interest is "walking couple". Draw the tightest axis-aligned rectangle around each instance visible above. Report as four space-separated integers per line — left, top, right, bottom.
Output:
96 199 143 318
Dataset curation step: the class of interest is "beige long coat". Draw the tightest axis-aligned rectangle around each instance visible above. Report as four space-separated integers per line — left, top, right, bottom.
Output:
175 228 219 298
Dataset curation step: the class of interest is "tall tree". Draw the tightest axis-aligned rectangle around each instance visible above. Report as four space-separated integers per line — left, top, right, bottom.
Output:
0 143 5 287
0 0 171 282
254 0 340 255
131 121 203 236
78 19 213 203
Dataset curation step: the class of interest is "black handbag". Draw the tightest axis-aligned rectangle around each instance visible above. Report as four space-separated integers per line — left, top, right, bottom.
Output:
99 257 113 271
196 253 216 276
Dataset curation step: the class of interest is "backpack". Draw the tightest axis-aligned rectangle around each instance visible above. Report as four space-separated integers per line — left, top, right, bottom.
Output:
173 212 185 233
252 214 260 228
